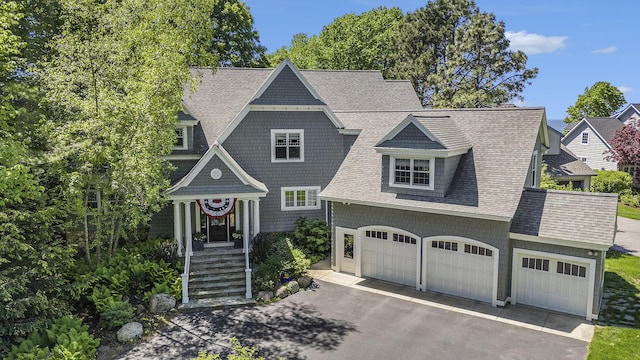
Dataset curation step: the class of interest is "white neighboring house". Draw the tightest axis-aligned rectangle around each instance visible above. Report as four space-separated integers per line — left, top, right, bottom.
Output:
615 103 640 125
562 117 623 171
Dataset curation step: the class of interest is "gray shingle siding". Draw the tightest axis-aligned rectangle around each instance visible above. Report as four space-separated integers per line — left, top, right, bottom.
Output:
331 203 511 301
343 135 358 158
148 203 175 238
511 239 604 315
251 66 324 106
222 111 345 232
381 156 460 198
188 156 245 188
169 160 199 184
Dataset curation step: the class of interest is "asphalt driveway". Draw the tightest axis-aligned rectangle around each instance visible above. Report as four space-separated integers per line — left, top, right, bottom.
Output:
116 279 590 360
612 216 640 256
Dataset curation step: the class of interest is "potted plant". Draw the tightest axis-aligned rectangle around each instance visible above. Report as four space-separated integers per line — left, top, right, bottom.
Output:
192 232 206 251
232 231 243 249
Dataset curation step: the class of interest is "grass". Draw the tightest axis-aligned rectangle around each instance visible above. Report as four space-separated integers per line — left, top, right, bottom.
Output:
587 251 640 359
617 203 640 220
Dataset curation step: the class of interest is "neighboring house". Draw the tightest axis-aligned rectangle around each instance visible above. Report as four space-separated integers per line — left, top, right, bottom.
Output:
615 103 640 125
152 59 617 320
562 117 624 171
543 127 595 190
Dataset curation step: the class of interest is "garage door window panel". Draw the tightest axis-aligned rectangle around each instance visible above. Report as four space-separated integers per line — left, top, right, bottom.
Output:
432 240 458 251
557 261 586 278
464 244 493 257
522 257 550 271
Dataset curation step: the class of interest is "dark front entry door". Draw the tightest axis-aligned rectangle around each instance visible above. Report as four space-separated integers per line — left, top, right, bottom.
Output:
206 213 236 243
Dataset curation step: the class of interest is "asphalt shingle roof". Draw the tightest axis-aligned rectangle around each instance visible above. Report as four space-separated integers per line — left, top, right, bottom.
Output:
585 117 624 144
322 108 545 220
511 189 617 246
543 145 596 178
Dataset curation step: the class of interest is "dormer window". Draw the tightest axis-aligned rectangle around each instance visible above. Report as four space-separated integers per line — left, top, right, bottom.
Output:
390 157 434 190
174 126 188 150
271 129 304 162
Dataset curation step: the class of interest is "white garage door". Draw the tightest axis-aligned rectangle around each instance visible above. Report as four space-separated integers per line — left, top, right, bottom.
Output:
361 229 418 286
426 239 495 303
514 251 591 317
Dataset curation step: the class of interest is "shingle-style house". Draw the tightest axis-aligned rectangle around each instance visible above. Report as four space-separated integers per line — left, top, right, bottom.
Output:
615 103 640 124
152 59 617 320
543 127 595 190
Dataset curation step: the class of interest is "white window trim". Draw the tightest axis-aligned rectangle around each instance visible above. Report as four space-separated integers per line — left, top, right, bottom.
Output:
581 131 589 145
271 129 304 163
389 156 434 191
173 125 188 150
531 151 538 188
280 186 320 211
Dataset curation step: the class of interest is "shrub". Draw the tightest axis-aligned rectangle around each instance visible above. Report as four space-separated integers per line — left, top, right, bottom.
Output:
591 170 633 194
292 217 330 263
620 193 640 208
99 301 135 330
252 235 310 292
250 232 276 264
7 316 99 360
192 338 265 360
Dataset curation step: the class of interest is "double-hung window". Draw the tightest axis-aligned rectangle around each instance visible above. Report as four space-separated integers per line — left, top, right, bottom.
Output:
271 129 304 162
581 132 589 145
281 186 320 211
390 157 433 190
173 126 188 150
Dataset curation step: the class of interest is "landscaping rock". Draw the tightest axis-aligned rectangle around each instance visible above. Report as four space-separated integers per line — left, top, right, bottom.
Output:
288 280 300 294
117 322 143 343
274 285 289 299
149 294 176 314
136 304 146 315
257 290 274 302
297 276 312 288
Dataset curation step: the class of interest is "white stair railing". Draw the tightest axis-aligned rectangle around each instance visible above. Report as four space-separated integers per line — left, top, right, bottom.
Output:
181 237 192 304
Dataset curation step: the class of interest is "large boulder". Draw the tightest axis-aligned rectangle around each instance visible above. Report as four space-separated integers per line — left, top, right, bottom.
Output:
288 280 300 294
149 293 176 314
274 285 289 299
297 276 312 289
257 290 274 302
117 322 143 343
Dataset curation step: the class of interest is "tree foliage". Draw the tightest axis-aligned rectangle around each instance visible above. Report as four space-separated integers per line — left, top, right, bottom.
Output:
1 2 75 355
606 121 640 184
386 0 538 108
210 0 268 67
268 7 402 70
564 81 626 124
43 0 217 267
591 170 632 194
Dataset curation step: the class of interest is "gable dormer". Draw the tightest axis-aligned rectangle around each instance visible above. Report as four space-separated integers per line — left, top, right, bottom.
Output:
375 115 471 197
173 111 198 152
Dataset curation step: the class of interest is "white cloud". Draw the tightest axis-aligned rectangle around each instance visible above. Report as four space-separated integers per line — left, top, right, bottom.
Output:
617 86 633 94
505 31 567 55
592 46 617 54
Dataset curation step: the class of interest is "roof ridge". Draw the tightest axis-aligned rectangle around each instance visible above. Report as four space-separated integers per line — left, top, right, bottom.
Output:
524 188 618 198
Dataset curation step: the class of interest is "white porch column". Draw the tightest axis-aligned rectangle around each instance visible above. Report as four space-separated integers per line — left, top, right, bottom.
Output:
184 201 193 256
252 199 260 236
173 201 183 256
243 199 252 298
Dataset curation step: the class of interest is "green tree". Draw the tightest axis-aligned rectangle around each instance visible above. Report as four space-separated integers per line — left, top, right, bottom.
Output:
386 0 538 108
564 81 626 124
43 0 217 267
267 7 402 70
210 0 268 67
591 170 632 194
1 2 75 355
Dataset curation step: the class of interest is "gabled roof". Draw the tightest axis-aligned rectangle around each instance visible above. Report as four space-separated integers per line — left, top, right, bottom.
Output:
375 115 471 154
542 145 596 178
510 188 617 248
613 103 640 120
321 107 546 221
167 142 267 199
182 63 422 147
563 117 624 148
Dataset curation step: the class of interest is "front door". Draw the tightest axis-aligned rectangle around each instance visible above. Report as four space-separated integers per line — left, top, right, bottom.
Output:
337 228 356 273
201 212 236 243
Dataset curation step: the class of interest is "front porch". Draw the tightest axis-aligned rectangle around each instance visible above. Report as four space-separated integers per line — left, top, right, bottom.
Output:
172 196 263 304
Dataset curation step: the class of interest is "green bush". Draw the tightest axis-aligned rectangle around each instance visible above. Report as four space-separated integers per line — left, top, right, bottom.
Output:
591 170 633 194
99 301 135 330
7 316 99 360
252 235 310 292
620 193 640 208
292 217 330 263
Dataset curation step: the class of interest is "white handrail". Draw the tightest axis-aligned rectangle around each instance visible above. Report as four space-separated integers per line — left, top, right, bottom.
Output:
181 237 192 304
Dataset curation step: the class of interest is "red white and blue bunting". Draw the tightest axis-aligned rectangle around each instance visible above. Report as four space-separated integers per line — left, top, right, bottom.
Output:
197 198 236 219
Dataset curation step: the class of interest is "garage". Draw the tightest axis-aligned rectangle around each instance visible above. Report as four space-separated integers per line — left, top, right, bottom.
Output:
423 237 497 304
360 227 419 287
512 249 595 318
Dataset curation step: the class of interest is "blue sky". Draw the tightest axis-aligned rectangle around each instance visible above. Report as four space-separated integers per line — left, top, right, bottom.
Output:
242 0 638 123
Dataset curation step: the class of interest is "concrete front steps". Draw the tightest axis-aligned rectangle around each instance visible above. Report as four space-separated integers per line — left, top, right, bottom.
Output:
178 244 255 312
